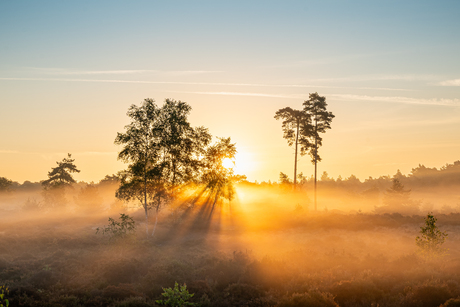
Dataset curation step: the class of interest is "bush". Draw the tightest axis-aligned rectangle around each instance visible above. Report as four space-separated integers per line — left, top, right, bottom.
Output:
0 285 9 307
416 213 448 259
97 213 136 240
156 282 196 307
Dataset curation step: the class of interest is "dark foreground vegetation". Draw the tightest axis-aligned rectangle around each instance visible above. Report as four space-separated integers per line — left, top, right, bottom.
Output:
2 200 460 307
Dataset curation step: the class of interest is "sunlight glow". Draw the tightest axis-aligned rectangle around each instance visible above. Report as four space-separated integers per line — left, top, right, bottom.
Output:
222 157 234 169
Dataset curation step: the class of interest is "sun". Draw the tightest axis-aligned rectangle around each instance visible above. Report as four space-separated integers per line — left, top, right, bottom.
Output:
222 158 234 169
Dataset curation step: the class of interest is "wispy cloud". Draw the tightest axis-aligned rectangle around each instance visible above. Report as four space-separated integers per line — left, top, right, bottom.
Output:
23 67 222 75
0 150 116 156
437 79 460 86
330 94 460 107
79 151 117 156
310 74 439 83
187 91 297 99
0 77 410 91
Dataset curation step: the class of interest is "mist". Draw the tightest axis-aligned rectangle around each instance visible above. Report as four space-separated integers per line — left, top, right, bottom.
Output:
1 164 460 306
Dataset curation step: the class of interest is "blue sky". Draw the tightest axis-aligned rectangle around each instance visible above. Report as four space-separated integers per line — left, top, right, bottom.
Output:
1 1 460 183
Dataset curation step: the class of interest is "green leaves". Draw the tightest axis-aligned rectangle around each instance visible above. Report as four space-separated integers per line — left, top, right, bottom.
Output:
156 282 196 307
0 285 9 307
96 213 136 241
416 213 448 259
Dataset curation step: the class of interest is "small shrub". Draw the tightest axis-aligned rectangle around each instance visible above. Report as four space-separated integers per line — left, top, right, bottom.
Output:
416 213 448 259
0 285 9 307
156 282 196 307
97 213 136 240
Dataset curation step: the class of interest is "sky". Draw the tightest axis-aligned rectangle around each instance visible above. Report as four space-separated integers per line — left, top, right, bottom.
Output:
1 0 460 184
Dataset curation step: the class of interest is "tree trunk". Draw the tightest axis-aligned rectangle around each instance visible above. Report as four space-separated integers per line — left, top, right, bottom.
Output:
314 116 318 211
294 119 299 190
144 166 148 235
151 207 158 237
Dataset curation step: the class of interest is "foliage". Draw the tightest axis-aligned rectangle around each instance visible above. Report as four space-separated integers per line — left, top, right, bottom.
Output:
302 92 335 164
377 177 418 215
96 213 136 240
0 177 14 193
0 285 8 307
274 106 312 187
279 172 292 185
416 213 448 259
156 282 196 307
200 137 237 208
115 98 211 235
42 153 80 189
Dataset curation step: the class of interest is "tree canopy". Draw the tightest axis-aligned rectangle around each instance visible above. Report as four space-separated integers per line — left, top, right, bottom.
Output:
42 154 80 189
114 98 212 235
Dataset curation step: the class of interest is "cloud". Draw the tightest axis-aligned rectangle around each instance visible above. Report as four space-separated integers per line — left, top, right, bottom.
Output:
0 77 409 91
437 79 460 86
309 74 439 83
22 67 222 75
330 94 460 107
79 151 117 156
187 91 298 99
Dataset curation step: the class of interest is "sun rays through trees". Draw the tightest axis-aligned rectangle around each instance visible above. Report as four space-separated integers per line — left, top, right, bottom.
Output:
115 98 238 237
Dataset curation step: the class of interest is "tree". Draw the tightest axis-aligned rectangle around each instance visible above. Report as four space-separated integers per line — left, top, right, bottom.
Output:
42 153 80 188
115 98 211 236
41 154 80 207
303 93 335 211
200 137 237 210
378 177 419 215
274 107 312 189
0 177 14 193
416 213 448 259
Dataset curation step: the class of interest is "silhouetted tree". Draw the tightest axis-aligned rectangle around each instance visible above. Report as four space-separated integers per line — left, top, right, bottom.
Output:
42 153 80 188
303 93 335 210
0 177 14 193
416 213 448 259
159 99 212 186
115 98 211 236
200 137 237 210
41 154 80 207
274 107 312 189
376 177 418 215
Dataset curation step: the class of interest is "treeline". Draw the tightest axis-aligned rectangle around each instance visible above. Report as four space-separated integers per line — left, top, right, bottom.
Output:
264 160 460 192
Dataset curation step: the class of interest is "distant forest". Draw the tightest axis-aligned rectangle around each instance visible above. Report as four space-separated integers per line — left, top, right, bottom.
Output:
2 160 460 193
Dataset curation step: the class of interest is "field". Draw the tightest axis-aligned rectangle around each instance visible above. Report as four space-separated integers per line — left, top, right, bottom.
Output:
1 183 460 307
